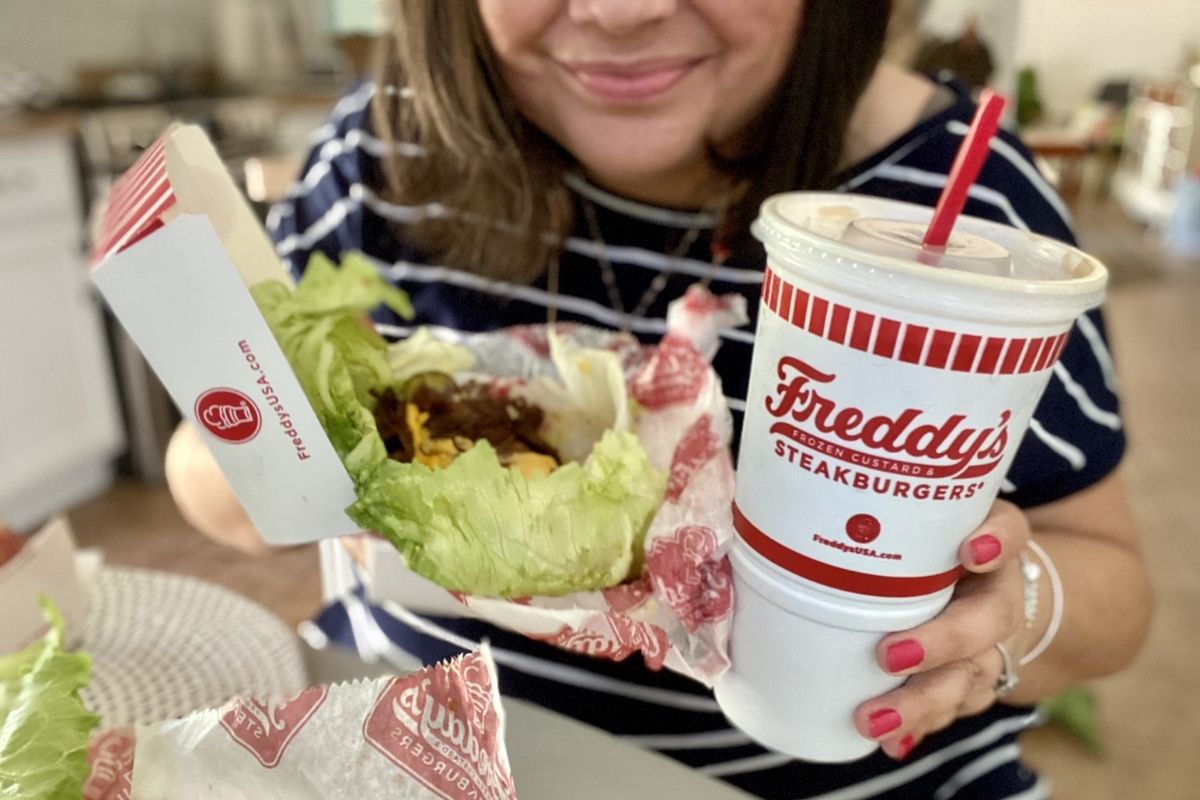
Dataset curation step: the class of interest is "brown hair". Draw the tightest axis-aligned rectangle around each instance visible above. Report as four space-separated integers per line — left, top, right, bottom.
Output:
373 1 892 283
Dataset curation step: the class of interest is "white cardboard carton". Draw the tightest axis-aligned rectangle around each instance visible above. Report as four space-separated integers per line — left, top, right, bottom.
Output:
90 124 358 545
0 517 92 652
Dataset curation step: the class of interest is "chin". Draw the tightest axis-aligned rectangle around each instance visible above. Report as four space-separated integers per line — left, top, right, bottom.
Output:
569 133 709 192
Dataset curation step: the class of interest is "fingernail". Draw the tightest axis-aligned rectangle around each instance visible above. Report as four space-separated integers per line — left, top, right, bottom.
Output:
885 639 925 673
868 708 902 738
970 534 1002 565
896 734 916 760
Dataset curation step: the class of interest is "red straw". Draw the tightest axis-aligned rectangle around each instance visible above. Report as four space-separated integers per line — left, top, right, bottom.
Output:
922 89 1007 249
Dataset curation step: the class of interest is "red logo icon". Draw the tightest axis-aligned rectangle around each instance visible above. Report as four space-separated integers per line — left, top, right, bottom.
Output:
195 388 261 444
219 686 327 768
846 514 882 543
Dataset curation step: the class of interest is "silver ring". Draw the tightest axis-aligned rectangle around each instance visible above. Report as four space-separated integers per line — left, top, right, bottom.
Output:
994 643 1019 698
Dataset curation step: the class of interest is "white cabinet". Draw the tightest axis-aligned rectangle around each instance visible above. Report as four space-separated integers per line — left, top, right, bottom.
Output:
0 130 124 528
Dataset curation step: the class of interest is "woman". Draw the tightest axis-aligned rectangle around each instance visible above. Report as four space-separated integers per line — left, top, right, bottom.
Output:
167 2 1151 797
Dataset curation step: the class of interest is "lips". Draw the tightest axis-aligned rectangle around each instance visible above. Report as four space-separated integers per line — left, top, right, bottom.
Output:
559 57 705 103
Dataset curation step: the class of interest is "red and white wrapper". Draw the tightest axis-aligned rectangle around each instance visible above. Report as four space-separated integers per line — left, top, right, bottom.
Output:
369 286 747 684
84 649 515 800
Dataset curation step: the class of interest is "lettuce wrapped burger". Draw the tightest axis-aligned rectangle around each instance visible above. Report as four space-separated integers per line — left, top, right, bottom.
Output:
252 253 666 598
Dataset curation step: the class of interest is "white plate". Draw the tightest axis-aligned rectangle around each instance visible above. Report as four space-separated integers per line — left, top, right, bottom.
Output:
82 566 307 727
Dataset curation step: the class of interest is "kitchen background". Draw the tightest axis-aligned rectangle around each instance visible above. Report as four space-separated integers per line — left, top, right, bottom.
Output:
1 1 1198 798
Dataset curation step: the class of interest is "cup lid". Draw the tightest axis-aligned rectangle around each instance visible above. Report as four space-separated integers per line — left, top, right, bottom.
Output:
753 193 1107 314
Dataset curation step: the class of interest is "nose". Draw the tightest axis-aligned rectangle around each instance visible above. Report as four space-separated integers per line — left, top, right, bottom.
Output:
567 0 679 35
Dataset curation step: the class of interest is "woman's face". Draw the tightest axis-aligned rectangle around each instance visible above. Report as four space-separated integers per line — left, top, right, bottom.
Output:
477 0 803 202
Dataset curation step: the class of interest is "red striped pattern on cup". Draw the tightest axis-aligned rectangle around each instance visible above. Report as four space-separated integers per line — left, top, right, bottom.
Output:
90 137 176 265
761 266 1069 374
732 503 964 598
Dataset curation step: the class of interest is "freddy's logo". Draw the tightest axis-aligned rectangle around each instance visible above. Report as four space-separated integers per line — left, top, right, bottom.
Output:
765 356 1010 480
83 728 135 800
219 686 327 768
195 388 261 444
363 653 516 800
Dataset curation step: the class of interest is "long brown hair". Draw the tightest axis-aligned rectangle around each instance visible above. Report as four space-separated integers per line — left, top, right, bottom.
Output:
373 1 892 283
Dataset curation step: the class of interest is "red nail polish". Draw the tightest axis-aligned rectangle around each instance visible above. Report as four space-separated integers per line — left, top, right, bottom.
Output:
868 708 902 738
885 639 924 673
897 734 916 760
970 534 1002 565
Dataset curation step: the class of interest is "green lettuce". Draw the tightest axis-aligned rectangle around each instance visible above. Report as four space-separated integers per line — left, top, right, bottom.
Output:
254 252 666 598
387 327 476 383
1041 685 1103 755
251 251 413 477
351 431 664 597
524 333 632 464
0 600 99 799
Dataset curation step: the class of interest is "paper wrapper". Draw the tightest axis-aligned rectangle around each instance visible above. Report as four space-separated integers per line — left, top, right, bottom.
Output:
368 286 748 685
82 649 515 800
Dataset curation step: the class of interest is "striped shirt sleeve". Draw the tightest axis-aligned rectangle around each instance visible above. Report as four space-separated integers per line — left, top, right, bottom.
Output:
266 83 376 281
1003 306 1124 507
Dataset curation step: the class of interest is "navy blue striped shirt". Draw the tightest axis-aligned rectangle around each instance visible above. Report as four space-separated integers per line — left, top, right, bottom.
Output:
270 79 1122 799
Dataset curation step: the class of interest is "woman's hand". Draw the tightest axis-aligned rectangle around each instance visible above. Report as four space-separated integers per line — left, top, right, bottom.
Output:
340 531 384 568
853 500 1032 760
165 423 272 555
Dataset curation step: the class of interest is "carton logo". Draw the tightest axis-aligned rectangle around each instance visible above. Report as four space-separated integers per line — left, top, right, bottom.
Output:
195 388 262 444
219 686 327 768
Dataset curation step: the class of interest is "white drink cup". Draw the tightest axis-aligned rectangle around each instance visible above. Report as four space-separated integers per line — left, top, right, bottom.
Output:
713 193 1108 762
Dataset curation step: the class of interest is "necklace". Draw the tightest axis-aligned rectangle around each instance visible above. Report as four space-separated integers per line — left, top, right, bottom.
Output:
546 188 733 332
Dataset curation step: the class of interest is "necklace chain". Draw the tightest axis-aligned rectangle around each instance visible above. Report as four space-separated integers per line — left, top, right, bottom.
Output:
547 192 731 332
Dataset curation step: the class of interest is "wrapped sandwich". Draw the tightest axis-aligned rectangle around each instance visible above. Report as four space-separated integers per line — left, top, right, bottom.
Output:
86 124 740 684
254 253 744 681
251 253 666 598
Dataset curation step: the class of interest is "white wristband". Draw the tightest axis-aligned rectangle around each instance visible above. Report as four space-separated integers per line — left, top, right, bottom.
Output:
1019 540 1063 667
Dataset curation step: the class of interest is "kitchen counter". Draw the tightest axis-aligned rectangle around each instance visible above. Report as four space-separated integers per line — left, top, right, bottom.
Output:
0 109 81 139
0 83 341 140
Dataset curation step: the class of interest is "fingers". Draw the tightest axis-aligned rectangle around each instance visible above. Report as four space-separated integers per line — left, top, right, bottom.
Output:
853 500 1036 759
959 499 1031 574
877 565 1024 676
166 423 273 555
856 647 1005 759
856 503 1030 759
339 531 384 567
339 533 371 567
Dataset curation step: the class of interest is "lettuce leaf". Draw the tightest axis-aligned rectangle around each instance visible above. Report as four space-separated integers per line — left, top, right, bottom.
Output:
254 253 666 597
251 251 411 477
350 430 665 597
0 599 99 800
1041 685 1103 755
387 328 476 384
521 333 631 464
